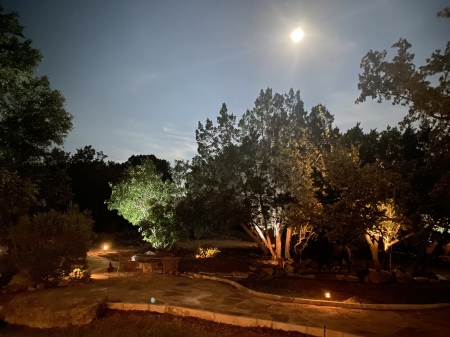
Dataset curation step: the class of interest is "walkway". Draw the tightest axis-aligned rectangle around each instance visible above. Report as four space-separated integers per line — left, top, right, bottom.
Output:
96 265 450 337
2 254 450 337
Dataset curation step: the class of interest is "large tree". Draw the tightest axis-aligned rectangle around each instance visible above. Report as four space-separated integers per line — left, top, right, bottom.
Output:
68 146 128 232
183 89 340 260
356 9 449 126
107 159 180 248
0 6 73 234
355 9 450 270
0 6 73 169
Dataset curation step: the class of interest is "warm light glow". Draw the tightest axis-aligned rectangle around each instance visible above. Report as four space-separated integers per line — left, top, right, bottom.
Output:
290 28 304 43
325 292 331 299
103 244 108 251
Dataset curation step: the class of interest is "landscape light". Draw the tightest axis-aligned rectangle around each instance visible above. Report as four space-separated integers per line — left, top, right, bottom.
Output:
103 244 108 251
325 292 331 299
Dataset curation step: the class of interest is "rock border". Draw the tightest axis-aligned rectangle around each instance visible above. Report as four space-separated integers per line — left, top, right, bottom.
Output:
183 272 450 311
107 302 361 337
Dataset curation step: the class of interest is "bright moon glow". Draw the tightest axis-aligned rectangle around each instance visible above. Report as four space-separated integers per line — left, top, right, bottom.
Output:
290 28 304 43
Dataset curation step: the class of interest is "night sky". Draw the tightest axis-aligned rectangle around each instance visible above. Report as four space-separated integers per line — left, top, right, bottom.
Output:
2 0 448 163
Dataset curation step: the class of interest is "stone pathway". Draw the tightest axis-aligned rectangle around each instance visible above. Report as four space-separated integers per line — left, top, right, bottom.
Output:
1 254 450 337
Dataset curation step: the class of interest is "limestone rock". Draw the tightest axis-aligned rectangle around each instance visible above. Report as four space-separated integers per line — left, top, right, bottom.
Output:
344 275 360 282
8 273 34 289
0 292 106 328
335 274 345 281
413 277 429 283
395 272 414 284
368 269 393 283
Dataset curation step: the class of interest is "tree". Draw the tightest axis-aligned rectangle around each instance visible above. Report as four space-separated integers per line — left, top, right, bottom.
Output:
0 6 73 214
0 168 39 241
356 10 449 126
107 160 180 248
68 146 129 232
185 89 338 260
125 154 172 181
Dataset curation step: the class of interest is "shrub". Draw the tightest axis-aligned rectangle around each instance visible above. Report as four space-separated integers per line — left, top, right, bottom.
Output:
8 205 94 285
196 244 220 258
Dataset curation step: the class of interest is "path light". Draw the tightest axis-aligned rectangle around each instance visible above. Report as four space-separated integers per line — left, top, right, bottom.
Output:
103 244 108 252
325 292 331 299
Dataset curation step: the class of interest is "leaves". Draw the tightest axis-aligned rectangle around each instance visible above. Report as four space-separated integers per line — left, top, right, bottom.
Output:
107 160 179 248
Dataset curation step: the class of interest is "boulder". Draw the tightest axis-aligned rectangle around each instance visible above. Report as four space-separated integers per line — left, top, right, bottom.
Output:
367 269 393 283
0 291 106 328
395 271 414 284
335 274 345 281
344 275 360 282
8 273 34 290
413 277 429 283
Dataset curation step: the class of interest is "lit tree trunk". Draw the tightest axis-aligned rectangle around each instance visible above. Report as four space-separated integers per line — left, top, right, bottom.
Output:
240 223 268 254
285 226 293 260
365 233 382 270
250 223 277 259
274 223 283 259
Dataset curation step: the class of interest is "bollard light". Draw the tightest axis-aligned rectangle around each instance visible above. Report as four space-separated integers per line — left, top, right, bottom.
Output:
325 292 331 299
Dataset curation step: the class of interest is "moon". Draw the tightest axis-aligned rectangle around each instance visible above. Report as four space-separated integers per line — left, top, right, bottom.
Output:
290 28 304 43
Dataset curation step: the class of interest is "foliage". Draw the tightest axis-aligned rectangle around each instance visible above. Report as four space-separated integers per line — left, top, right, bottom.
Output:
8 205 94 284
68 267 91 283
107 160 180 248
69 146 129 232
0 168 39 241
0 6 73 222
195 244 220 258
182 89 342 260
356 9 449 136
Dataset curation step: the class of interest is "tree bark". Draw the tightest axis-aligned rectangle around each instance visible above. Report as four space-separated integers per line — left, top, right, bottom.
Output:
285 227 293 260
365 233 382 270
240 223 268 254
275 225 283 259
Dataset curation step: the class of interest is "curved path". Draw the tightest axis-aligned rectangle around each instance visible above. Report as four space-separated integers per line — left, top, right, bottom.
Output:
1 254 449 336
93 254 449 337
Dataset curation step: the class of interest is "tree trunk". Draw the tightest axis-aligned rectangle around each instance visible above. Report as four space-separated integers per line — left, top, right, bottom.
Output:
264 231 277 260
285 227 293 260
365 233 381 270
240 223 268 254
275 225 283 259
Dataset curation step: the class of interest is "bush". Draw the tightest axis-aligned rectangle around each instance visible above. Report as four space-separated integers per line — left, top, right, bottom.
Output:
196 244 220 258
8 205 94 285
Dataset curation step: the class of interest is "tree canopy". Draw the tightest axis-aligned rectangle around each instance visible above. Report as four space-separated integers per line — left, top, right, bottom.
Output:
107 159 180 248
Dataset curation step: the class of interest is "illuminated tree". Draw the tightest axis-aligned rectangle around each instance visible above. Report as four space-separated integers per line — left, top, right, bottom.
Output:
107 160 180 248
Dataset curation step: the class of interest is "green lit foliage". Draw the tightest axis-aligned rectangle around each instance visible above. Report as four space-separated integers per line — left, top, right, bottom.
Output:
8 205 94 285
107 160 180 248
